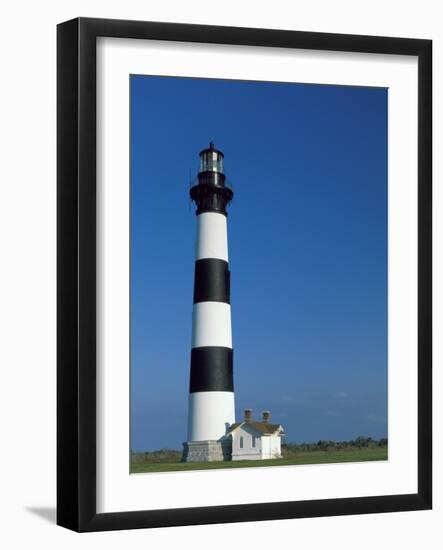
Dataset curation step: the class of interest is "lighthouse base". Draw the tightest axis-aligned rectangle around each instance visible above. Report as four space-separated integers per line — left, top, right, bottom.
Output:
182 438 232 462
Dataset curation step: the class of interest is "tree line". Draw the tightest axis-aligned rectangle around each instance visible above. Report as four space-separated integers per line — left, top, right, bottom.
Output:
282 436 388 454
130 437 388 463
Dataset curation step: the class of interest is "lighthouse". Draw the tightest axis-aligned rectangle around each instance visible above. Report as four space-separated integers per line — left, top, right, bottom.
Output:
182 142 235 462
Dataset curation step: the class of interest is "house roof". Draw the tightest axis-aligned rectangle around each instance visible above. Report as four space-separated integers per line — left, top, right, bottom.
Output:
228 421 284 435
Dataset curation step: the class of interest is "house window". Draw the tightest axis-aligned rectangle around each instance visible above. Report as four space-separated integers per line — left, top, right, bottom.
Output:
240 436 244 449
252 436 256 448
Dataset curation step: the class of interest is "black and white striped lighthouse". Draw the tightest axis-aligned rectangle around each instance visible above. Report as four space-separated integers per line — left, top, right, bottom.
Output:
182 142 235 462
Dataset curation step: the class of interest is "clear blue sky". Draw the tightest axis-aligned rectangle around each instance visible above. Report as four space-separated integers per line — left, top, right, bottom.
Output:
130 75 387 452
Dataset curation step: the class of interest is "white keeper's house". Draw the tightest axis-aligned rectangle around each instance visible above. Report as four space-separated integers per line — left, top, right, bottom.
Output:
228 409 285 461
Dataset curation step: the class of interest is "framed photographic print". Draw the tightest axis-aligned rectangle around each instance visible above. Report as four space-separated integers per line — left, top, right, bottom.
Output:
57 17 432 531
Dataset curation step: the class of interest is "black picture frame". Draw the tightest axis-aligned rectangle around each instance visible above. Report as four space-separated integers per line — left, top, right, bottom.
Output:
57 17 432 532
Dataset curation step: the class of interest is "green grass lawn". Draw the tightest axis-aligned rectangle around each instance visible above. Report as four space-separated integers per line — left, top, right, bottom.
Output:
130 446 387 474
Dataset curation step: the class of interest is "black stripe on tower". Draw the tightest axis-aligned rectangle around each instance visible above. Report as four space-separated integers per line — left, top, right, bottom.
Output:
193 259 230 304
189 347 234 392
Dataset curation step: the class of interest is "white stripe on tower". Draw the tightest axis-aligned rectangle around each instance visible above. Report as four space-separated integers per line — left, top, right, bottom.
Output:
195 212 228 261
187 142 235 443
187 392 235 442
191 302 232 349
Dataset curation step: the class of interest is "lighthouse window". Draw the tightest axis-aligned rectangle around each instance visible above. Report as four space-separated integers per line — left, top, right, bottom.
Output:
240 436 244 449
200 153 223 173
252 436 256 448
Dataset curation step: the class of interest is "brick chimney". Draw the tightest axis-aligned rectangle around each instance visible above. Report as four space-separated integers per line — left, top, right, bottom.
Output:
262 410 270 424
244 409 253 423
